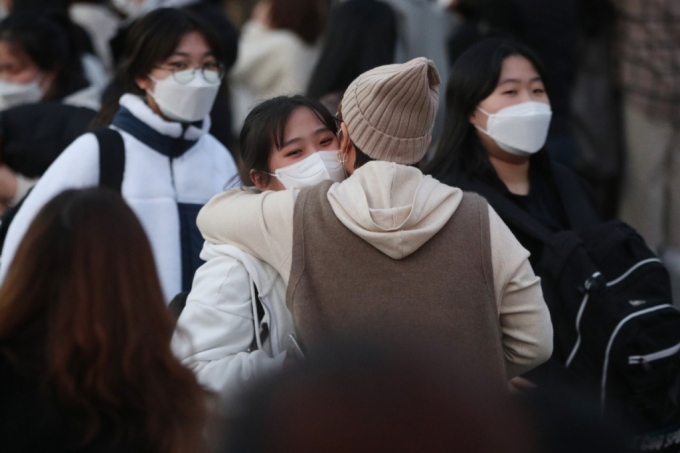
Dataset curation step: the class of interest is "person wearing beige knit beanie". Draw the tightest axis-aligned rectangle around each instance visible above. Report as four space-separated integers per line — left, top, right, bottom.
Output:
197 57 552 385
336 56 440 168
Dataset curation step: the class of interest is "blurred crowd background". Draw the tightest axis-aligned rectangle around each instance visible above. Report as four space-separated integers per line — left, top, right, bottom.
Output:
0 1 677 452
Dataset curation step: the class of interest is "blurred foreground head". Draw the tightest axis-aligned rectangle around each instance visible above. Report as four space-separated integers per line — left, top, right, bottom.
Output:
224 342 533 453
0 188 208 452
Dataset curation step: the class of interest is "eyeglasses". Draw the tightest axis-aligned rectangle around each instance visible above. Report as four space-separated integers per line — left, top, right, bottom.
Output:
156 62 226 85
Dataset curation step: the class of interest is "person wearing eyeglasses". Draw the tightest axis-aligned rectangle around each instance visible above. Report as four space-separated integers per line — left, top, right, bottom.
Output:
0 8 238 303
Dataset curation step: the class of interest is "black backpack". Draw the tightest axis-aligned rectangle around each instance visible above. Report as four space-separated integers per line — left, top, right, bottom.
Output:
465 165 680 451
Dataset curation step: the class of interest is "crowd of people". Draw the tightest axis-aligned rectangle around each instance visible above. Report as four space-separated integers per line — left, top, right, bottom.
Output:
0 0 678 452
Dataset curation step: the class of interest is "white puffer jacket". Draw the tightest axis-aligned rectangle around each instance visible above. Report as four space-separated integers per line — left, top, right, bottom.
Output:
0 95 238 301
172 242 294 403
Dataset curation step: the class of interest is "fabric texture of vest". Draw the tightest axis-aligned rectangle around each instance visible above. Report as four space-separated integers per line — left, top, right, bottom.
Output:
287 181 506 382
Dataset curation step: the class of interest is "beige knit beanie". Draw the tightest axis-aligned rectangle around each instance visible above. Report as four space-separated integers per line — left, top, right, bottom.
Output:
341 57 441 165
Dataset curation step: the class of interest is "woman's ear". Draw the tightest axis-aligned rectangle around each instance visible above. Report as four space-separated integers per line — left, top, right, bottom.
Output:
469 109 480 126
135 75 152 92
338 122 351 156
250 169 270 192
339 122 357 175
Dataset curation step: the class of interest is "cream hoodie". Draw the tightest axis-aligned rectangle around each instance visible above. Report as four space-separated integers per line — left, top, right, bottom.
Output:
198 161 553 378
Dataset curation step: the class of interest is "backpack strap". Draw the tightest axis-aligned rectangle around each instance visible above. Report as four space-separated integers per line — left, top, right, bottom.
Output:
93 128 125 193
550 163 600 231
249 279 269 352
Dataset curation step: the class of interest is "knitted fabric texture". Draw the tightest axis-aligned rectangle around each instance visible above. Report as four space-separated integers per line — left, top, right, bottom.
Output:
342 57 440 165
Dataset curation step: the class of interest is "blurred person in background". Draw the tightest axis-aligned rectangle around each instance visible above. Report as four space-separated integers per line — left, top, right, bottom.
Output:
0 11 100 110
224 341 626 453
0 103 95 225
69 0 122 77
9 0 110 94
0 8 238 302
173 95 343 403
0 188 210 453
229 0 322 133
0 11 102 213
381 0 456 145
224 342 533 453
307 0 398 115
568 0 623 219
198 58 553 386
614 1 680 295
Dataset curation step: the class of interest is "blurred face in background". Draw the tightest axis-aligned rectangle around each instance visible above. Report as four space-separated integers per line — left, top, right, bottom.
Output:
0 40 54 87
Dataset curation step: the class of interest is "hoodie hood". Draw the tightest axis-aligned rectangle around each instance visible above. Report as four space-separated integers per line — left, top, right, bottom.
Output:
327 161 463 259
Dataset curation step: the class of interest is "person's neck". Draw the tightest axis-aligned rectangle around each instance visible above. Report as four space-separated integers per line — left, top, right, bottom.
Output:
489 153 530 196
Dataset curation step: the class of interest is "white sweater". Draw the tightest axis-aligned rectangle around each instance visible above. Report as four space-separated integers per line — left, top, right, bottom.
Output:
0 95 238 302
198 162 554 378
229 20 320 130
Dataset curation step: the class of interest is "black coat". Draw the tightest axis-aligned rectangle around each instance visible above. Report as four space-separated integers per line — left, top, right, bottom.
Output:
438 153 598 267
1 102 96 178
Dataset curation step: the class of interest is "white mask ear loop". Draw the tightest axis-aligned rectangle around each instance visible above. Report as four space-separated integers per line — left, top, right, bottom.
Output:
474 107 493 137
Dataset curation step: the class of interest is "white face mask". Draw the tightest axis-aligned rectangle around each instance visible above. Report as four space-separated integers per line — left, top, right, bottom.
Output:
148 70 221 123
0 79 45 111
475 101 552 157
270 151 346 190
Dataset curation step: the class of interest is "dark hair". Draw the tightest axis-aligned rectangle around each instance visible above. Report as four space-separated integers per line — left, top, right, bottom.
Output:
0 189 209 452
427 39 549 182
270 0 322 45
307 0 397 100
239 95 338 186
93 8 225 126
0 11 87 100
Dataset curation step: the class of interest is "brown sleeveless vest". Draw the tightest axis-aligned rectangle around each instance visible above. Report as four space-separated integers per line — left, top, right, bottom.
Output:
287 181 506 382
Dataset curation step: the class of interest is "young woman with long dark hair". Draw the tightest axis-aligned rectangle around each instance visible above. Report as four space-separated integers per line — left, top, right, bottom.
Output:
0 8 239 301
173 95 343 403
0 188 209 452
428 38 598 265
